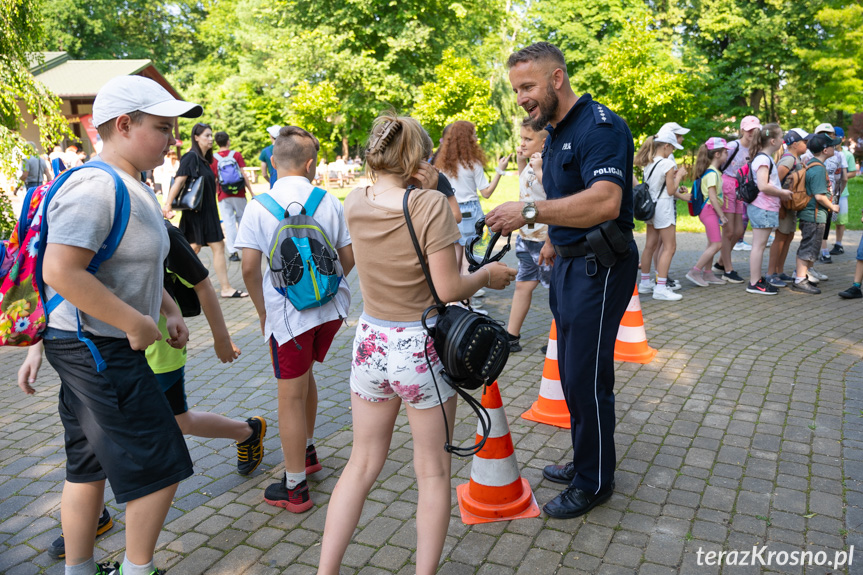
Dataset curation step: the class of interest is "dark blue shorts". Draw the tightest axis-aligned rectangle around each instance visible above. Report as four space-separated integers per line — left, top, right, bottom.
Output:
155 367 189 416
44 331 193 503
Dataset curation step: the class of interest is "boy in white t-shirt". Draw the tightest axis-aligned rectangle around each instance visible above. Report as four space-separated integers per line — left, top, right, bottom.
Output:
236 126 354 512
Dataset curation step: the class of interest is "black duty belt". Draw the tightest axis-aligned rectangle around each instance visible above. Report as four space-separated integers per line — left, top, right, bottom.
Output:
553 227 633 258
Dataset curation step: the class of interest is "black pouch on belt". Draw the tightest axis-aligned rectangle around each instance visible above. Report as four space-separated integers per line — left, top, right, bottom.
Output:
599 220 631 255
586 228 617 267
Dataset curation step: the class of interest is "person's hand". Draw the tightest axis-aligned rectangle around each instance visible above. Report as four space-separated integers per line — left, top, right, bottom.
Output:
17 347 42 395
482 261 517 290
832 203 840 213
497 154 512 173
779 189 793 202
719 214 729 226
127 314 162 350
165 315 189 349
529 152 543 173
214 336 241 363
486 201 526 235
259 314 267 336
162 204 174 220
677 166 688 178
538 240 556 267
411 161 439 190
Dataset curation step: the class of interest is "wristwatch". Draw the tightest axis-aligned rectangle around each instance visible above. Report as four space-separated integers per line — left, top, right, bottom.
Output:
522 201 538 229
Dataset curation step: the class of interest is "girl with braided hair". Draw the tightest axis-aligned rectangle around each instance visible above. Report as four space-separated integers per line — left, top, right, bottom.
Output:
318 112 515 575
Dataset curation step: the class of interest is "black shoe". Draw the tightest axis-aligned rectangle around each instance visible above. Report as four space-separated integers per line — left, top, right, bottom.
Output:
746 277 778 295
542 462 575 484
50 507 114 559
790 279 821 295
507 333 522 352
723 270 744 284
829 244 844 255
237 416 266 475
539 344 548 355
839 285 862 299
544 482 615 519
264 476 314 513
819 254 833 264
228 252 240 262
305 444 322 474
714 262 725 273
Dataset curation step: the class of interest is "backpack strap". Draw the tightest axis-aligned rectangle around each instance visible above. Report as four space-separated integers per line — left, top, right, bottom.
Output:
304 187 327 216
254 193 286 219
36 161 131 372
721 142 739 172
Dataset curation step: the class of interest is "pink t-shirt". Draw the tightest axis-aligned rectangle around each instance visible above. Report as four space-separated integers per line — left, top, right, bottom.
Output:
750 153 781 212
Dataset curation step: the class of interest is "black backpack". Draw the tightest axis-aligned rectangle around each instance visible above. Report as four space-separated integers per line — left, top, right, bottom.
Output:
633 161 665 221
736 153 772 204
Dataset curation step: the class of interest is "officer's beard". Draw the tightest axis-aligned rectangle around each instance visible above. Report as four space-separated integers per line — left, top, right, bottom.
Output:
528 83 559 131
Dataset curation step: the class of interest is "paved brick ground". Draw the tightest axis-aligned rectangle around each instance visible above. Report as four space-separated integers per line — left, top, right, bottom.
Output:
1 229 862 574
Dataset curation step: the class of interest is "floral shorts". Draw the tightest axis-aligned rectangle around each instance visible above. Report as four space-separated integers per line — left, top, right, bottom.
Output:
351 314 456 409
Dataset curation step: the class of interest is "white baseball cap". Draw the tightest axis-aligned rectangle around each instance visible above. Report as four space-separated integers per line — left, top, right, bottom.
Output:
814 123 835 134
655 129 683 150
660 122 690 135
93 75 202 127
267 125 282 139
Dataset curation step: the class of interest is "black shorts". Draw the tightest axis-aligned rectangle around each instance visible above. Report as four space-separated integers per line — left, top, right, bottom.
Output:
44 333 193 503
155 367 189 416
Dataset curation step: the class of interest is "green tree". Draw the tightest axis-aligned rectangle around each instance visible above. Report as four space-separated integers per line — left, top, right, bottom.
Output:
1 0 71 183
413 50 498 144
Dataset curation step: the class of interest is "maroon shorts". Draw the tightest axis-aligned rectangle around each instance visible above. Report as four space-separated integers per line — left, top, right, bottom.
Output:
269 319 342 379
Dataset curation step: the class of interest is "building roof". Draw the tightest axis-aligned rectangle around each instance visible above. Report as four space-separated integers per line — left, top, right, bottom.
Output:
29 51 181 99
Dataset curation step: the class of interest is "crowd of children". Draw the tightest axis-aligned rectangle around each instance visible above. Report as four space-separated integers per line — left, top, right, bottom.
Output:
636 116 859 299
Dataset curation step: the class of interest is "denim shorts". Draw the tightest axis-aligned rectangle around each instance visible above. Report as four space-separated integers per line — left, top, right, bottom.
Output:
457 199 484 246
746 203 779 229
515 235 552 287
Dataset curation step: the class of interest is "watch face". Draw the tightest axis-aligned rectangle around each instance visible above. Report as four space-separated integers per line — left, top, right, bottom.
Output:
524 206 537 219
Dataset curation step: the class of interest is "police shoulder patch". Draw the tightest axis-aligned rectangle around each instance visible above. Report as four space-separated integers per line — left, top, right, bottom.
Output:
593 104 612 125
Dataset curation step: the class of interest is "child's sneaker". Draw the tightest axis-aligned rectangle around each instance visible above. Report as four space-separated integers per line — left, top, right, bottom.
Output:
102 564 165 575
305 444 323 474
830 243 844 255
713 262 725 273
734 240 752 251
766 274 786 288
638 280 655 294
652 285 682 301
790 279 821 295
746 277 778 295
49 506 114 559
237 416 266 475
667 277 682 291
839 285 863 299
265 476 314 513
685 268 709 287
723 270 745 284
701 270 725 284
809 268 828 282
507 332 522 352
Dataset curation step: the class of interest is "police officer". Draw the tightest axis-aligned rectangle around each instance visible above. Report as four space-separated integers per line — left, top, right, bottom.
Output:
486 42 638 519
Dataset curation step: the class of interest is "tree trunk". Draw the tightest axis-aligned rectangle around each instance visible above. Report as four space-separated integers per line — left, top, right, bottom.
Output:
749 90 763 113
342 135 349 158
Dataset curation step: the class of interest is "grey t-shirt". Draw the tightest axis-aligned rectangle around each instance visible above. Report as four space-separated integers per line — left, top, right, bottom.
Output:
44 164 169 338
23 156 48 185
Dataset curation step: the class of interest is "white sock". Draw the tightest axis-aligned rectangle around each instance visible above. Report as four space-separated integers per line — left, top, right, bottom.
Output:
66 558 96 575
284 471 306 489
657 277 667 287
640 273 650 283
122 556 155 575
306 438 314 448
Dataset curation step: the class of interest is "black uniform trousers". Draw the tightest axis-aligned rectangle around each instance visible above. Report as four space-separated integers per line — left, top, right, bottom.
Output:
549 240 638 494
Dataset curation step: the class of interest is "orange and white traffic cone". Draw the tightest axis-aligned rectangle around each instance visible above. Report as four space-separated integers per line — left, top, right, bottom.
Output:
521 320 571 429
613 284 657 364
457 381 541 525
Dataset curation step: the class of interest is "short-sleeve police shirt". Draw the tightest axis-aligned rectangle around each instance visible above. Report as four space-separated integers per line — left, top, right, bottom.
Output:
541 93 635 245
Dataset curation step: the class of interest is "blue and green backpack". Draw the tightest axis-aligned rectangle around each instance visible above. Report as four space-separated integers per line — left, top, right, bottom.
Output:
255 188 342 311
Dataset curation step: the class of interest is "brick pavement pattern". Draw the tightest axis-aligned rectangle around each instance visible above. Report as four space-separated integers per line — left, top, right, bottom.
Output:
1 230 862 574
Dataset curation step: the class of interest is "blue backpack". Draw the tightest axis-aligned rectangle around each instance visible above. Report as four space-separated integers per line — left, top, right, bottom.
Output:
216 151 245 194
689 168 717 217
255 188 343 311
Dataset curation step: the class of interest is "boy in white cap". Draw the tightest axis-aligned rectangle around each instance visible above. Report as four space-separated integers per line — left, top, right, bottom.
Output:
40 74 202 575
811 123 848 263
259 125 282 189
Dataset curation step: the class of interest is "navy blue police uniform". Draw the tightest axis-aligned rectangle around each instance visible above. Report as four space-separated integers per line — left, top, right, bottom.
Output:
541 93 638 496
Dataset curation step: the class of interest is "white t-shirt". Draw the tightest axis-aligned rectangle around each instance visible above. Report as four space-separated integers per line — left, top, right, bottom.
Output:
234 176 352 345
824 152 848 195
647 156 676 203
45 164 169 338
447 163 490 204
750 153 781 212
722 140 749 178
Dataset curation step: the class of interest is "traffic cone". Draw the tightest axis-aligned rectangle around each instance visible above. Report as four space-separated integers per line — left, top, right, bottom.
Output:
613 284 657 364
456 382 541 525
521 321 571 429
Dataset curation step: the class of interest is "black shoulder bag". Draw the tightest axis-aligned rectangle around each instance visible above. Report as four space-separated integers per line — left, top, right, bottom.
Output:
171 155 205 211
633 161 664 221
402 186 511 456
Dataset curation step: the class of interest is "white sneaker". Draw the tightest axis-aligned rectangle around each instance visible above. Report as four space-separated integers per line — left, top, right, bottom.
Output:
470 298 484 309
809 268 828 281
793 271 819 284
653 285 682 301
639 280 655 294
733 240 752 251
474 289 486 298
667 278 682 291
